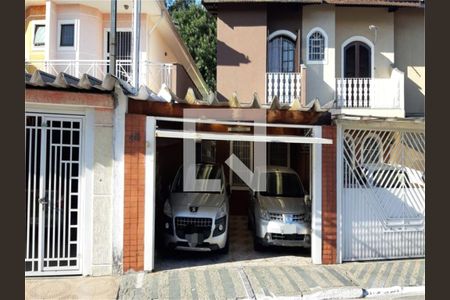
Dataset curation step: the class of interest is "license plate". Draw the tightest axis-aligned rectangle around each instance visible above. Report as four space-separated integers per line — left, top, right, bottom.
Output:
186 233 199 246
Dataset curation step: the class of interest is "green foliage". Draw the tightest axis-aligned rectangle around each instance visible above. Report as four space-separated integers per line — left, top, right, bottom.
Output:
167 0 217 91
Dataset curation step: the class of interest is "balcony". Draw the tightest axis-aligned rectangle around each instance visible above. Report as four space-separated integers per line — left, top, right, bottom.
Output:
333 68 405 118
266 66 306 104
25 59 174 93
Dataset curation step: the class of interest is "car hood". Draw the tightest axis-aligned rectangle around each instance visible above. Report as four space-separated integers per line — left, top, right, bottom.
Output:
170 192 226 208
258 195 306 213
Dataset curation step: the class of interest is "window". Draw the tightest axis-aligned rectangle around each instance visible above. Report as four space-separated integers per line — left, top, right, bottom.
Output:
172 164 223 193
60 24 74 47
260 172 305 198
58 21 76 49
268 36 296 72
33 23 45 48
230 141 252 187
307 28 327 63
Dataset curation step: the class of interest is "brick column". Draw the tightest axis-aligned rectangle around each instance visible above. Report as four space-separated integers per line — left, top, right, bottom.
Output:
123 114 146 271
322 125 337 264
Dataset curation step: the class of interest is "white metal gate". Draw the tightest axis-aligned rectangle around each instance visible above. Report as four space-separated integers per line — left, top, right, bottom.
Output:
340 126 425 261
25 113 83 275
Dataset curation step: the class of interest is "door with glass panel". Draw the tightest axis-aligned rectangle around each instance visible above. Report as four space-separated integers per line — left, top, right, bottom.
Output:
25 113 83 275
267 34 298 103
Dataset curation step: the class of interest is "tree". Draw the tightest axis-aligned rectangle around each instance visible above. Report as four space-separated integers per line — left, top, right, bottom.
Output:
167 0 217 91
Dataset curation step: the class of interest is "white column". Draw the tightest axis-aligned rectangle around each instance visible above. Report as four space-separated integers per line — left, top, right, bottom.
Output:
144 117 156 271
311 126 322 264
44 0 52 61
112 89 127 274
336 124 343 264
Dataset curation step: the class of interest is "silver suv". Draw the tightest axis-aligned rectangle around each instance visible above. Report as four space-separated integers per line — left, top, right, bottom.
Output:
163 163 230 253
248 166 311 250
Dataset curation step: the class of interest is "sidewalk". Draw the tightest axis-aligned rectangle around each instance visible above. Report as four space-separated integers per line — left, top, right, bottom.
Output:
117 258 425 299
24 259 424 299
25 275 120 300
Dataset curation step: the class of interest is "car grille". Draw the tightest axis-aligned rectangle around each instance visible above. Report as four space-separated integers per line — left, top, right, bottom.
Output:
175 217 213 239
269 212 283 221
269 212 305 222
271 233 305 241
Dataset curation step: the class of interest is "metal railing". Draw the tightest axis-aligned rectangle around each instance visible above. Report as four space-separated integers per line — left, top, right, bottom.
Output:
336 68 405 109
25 59 174 90
266 72 301 104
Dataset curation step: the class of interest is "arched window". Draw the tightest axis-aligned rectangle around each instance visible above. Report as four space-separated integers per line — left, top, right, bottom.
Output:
362 136 382 164
268 34 296 73
307 28 327 63
341 36 374 78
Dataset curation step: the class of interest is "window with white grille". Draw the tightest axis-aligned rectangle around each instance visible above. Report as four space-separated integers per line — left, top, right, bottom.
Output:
230 141 252 187
307 28 326 63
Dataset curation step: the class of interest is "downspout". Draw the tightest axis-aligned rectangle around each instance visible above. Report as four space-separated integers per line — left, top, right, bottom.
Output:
132 0 142 89
110 0 117 76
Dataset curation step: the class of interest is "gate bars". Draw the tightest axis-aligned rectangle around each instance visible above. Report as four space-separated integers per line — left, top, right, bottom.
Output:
338 123 425 261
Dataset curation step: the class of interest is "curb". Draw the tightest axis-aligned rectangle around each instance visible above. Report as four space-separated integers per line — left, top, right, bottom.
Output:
261 285 425 300
363 286 425 298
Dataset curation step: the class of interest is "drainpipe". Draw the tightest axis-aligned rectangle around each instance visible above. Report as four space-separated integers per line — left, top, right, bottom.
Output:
110 0 117 76
132 0 141 88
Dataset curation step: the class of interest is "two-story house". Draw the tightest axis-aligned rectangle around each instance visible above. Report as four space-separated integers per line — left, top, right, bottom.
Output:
200 0 425 264
25 0 209 97
203 0 424 118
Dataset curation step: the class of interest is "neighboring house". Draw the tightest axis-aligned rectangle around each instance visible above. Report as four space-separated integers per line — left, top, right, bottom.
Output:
25 0 209 98
203 0 425 118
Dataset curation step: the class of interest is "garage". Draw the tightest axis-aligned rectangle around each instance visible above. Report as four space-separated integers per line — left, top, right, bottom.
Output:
122 99 334 272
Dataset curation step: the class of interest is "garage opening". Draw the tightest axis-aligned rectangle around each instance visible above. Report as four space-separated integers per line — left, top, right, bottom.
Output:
145 117 330 271
338 123 425 262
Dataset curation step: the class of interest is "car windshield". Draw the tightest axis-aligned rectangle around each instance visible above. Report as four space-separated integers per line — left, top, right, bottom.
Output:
259 172 305 198
172 164 222 193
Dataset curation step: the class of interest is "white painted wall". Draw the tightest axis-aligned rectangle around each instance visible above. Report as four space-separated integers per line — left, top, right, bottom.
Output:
302 5 336 105
394 8 425 117
91 109 115 276
54 5 103 61
335 6 395 79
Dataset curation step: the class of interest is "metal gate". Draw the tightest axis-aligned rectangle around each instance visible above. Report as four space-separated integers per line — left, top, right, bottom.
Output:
340 126 425 261
25 113 83 275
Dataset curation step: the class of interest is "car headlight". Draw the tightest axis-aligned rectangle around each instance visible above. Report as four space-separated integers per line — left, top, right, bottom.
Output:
163 200 172 217
216 201 227 219
259 207 270 221
213 216 227 237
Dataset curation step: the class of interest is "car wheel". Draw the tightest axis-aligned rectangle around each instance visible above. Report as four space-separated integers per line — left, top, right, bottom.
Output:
217 233 230 255
253 235 264 252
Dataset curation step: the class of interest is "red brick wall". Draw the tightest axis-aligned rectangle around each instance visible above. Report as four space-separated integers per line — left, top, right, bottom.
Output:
124 114 146 271
322 126 337 264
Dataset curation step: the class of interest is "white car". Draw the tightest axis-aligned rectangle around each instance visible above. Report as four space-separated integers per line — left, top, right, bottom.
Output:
248 166 311 250
163 163 230 253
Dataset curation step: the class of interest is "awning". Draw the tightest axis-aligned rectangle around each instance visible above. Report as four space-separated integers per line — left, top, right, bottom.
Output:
152 116 332 144
155 129 332 144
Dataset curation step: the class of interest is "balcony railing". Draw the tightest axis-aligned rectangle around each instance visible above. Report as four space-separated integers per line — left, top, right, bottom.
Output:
266 72 302 104
25 59 173 91
336 68 405 110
